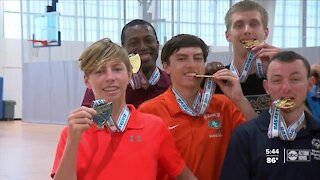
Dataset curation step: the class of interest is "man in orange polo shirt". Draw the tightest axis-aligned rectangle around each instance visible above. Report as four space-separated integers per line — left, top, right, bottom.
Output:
139 34 253 180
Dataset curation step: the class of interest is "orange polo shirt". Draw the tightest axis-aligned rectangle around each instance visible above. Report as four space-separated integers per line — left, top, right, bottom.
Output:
51 105 185 180
138 87 246 180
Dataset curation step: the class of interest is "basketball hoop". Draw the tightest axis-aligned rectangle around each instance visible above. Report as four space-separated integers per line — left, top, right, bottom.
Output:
29 39 49 46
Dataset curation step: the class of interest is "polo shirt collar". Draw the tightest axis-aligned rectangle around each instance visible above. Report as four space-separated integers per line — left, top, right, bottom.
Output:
156 68 171 88
164 86 205 117
164 86 184 116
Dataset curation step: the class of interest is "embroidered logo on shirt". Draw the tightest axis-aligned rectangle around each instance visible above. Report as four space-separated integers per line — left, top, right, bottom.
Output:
312 138 320 149
168 124 180 130
208 119 222 138
204 113 220 119
130 135 142 142
209 119 220 129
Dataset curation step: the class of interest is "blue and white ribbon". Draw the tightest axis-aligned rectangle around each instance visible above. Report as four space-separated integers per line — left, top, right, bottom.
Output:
172 78 215 116
230 50 265 82
129 67 160 90
267 100 305 141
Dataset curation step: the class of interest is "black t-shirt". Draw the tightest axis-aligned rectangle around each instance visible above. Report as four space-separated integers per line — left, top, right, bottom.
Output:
215 65 270 114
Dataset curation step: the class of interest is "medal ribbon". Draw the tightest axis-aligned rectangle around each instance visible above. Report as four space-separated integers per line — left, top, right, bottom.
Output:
230 50 265 82
105 105 131 133
129 67 160 90
267 100 305 141
172 78 215 116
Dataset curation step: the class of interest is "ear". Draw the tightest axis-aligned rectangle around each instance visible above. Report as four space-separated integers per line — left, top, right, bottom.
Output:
263 79 269 94
84 76 92 89
225 30 232 42
163 62 171 75
264 27 269 40
127 72 132 84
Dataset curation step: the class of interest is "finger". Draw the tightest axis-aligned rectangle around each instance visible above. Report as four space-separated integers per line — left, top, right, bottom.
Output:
68 108 96 122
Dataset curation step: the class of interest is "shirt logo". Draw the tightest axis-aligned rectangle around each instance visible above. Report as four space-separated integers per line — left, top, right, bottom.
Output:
209 119 220 129
130 135 142 142
208 119 222 138
312 138 320 149
168 124 180 130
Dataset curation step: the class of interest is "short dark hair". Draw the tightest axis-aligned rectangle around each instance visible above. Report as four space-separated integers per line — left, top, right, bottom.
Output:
121 19 158 45
161 34 209 65
267 51 311 77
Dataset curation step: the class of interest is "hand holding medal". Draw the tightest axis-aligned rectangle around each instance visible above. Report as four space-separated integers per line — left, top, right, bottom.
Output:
92 99 113 130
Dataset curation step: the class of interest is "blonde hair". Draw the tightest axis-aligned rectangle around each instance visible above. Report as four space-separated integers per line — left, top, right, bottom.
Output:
79 38 132 76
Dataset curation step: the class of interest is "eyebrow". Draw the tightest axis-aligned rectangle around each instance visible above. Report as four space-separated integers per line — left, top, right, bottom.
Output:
176 52 203 56
270 72 304 78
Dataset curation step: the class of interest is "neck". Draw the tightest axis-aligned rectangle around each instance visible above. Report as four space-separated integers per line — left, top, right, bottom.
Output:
281 106 305 126
111 101 126 122
142 66 156 79
173 85 199 107
233 50 256 75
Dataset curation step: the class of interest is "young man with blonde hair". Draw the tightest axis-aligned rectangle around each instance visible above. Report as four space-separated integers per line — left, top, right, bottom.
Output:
51 38 196 180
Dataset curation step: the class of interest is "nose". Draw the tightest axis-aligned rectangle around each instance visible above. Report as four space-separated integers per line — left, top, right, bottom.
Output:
244 24 252 35
187 58 197 68
137 40 148 50
104 70 115 82
281 79 292 93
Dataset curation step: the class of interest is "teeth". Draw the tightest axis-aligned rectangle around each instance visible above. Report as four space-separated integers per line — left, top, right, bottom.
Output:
185 73 197 77
103 87 117 91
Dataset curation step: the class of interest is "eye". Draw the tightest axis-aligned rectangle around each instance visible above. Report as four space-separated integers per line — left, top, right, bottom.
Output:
194 56 203 62
127 40 137 47
271 79 281 84
112 64 125 72
145 38 154 44
233 22 243 29
114 67 123 71
177 57 186 61
250 22 259 28
95 69 103 74
290 77 302 83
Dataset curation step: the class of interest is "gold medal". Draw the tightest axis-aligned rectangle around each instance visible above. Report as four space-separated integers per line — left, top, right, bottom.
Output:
275 98 295 109
242 39 260 49
129 54 141 74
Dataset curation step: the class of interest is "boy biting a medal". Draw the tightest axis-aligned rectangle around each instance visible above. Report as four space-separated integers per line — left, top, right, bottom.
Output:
210 0 282 115
139 34 254 180
220 51 320 180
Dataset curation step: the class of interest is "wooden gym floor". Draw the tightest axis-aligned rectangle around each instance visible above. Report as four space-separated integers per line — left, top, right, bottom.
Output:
0 120 64 180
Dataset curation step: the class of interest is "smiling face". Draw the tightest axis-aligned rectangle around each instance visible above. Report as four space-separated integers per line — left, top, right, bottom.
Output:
163 47 205 91
263 59 313 113
122 24 159 74
85 60 130 105
225 10 269 56
79 39 132 107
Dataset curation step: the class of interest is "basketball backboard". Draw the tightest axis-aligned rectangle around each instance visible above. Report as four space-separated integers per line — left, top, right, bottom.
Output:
32 11 61 47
